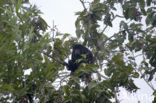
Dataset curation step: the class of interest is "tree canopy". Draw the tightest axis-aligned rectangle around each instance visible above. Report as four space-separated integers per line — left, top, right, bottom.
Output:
0 0 156 103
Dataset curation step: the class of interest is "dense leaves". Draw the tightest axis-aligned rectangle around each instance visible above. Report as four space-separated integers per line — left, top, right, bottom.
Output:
0 0 156 103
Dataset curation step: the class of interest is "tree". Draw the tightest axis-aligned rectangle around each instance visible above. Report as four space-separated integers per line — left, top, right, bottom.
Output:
0 0 156 103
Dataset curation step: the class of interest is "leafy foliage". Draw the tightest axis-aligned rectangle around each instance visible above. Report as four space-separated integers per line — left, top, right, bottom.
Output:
0 0 156 103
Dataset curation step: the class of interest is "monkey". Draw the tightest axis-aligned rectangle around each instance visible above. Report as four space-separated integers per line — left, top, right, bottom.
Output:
67 44 93 73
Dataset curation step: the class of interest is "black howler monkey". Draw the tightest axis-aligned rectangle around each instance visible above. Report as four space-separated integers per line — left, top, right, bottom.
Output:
67 44 93 73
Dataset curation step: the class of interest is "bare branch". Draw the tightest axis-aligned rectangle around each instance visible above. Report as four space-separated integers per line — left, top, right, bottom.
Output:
142 73 155 91
101 15 124 34
101 25 108 34
43 52 68 67
115 15 124 18
100 29 127 47
93 29 127 61
80 0 87 10
139 51 156 91
134 54 143 58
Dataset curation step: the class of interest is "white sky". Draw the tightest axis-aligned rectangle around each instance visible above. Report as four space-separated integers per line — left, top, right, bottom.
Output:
30 0 83 35
29 0 155 103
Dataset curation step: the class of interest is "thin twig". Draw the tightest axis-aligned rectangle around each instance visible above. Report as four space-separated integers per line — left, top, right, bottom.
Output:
101 25 108 34
142 73 155 91
43 52 68 66
80 0 87 10
100 29 128 47
101 15 124 34
93 29 128 64
134 54 143 58
139 51 156 91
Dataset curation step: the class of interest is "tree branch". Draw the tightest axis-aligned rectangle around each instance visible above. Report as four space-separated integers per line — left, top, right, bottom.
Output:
80 0 87 10
100 29 128 48
93 29 127 63
142 73 155 91
114 87 120 103
43 52 68 67
101 15 124 34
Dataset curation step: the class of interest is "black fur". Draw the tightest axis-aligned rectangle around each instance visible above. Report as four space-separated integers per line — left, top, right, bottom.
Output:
67 44 93 73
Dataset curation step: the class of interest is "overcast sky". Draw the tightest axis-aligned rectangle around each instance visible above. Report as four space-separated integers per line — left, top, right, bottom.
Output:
29 1 154 103
30 0 83 36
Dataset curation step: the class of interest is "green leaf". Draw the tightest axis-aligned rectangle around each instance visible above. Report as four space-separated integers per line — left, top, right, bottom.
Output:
93 0 100 4
132 72 139 78
62 33 70 40
112 54 124 66
88 81 98 90
15 0 22 13
120 21 128 30
1 84 14 91
75 11 82 15
63 85 70 96
147 0 152 6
